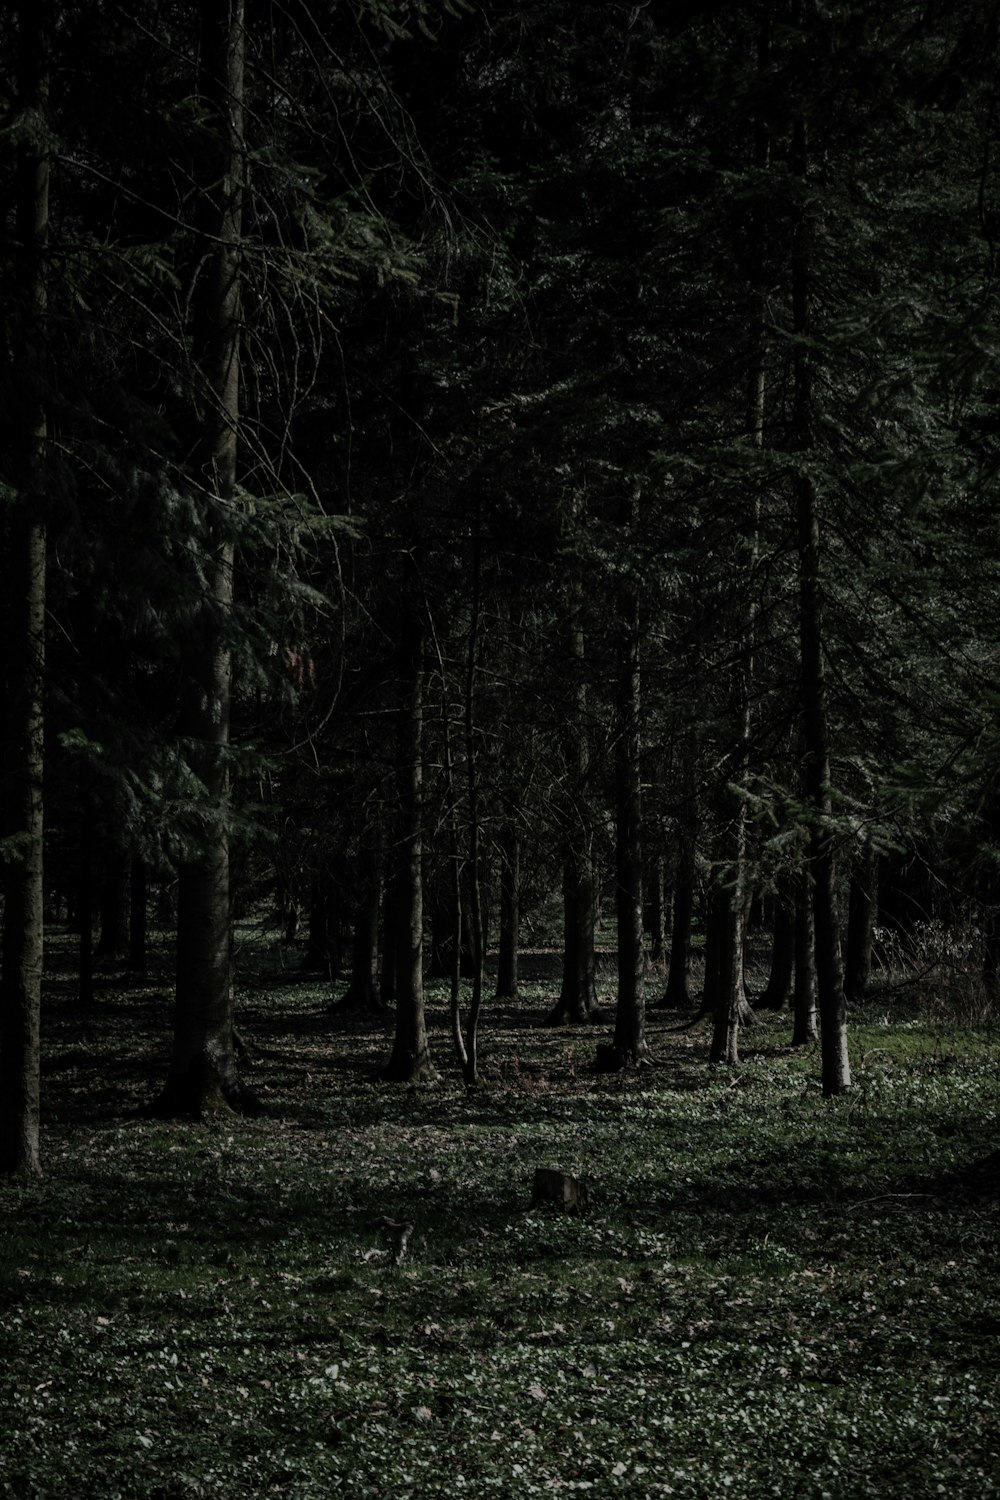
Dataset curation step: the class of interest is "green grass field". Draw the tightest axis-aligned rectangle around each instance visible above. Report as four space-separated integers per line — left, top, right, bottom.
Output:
2 948 998 1498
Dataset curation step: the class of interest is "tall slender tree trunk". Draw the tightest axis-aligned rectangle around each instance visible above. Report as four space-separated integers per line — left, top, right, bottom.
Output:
844 841 877 1003
791 99 850 1095
0 1 49 1177
708 27 768 1065
644 847 667 968
548 549 597 1026
384 603 435 1082
157 0 250 1117
306 871 340 977
495 825 520 1001
758 880 795 1010
792 863 818 1045
607 561 645 1066
462 509 485 1084
379 860 399 1004
659 755 699 1010
78 800 95 1010
340 839 382 1011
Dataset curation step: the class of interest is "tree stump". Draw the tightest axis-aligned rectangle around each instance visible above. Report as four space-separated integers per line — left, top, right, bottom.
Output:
531 1167 588 1213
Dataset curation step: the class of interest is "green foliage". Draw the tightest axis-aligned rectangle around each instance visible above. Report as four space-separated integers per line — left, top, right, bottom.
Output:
1 948 998 1498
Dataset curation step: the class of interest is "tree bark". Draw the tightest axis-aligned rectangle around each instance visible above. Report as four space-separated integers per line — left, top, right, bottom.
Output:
339 841 382 1011
495 825 520 1001
708 870 743 1066
844 841 877 1003
644 847 667 968
757 881 795 1010
548 860 598 1024
462 513 486 1085
157 0 251 1118
383 604 435 1082
608 580 646 1066
0 0 49 1177
709 10 769 1067
659 813 697 1010
306 872 341 977
379 860 399 1004
78 801 95 1010
792 99 850 1094
548 555 597 1026
792 864 818 1045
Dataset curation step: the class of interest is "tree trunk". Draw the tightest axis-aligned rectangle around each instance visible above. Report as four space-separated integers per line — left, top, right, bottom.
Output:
709 13 768 1068
708 870 743 1066
340 842 382 1011
495 825 520 1001
792 100 850 1095
383 606 435 1082
429 896 453 980
844 841 877 1003
0 0 49 1178
644 847 667 968
792 865 818 1045
379 860 399 1004
306 872 340 977
608 580 646 1066
660 823 696 1009
757 882 795 1010
157 0 251 1118
548 860 598 1024
548 559 597 1026
462 517 486 1086
78 802 95 1010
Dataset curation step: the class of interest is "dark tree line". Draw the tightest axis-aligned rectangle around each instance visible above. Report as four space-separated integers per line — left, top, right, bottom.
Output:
2 0 999 1168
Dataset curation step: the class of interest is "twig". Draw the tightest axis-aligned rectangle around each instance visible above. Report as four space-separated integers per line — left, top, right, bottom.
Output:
378 1216 415 1266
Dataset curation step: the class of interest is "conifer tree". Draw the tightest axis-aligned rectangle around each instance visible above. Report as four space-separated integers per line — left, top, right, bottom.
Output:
0 0 50 1176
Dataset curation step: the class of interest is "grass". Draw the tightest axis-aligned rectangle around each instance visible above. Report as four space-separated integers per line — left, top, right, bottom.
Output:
1 936 999 1497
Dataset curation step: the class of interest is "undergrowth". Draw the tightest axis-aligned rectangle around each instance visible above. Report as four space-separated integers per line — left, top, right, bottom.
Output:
1 937 998 1497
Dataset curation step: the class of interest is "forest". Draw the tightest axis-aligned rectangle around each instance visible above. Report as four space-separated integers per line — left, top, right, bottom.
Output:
4 0 1000 1142
1 2 999 1495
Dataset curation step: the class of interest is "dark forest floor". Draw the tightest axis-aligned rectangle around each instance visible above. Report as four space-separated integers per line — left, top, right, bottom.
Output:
1 928 999 1497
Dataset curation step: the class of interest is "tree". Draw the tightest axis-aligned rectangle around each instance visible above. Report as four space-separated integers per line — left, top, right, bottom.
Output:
789 37 850 1096
156 0 251 1117
0 0 50 1176
383 582 436 1083
607 555 646 1065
